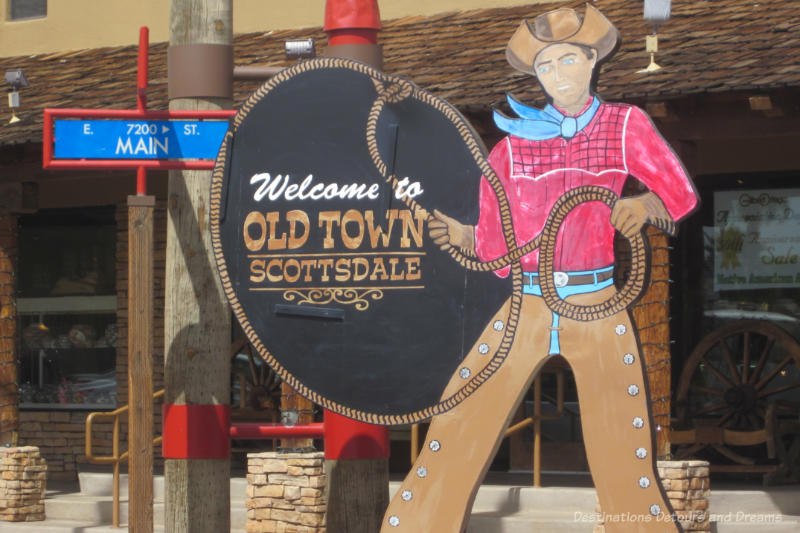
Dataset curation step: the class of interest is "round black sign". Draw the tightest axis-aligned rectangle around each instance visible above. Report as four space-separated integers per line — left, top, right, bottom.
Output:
211 58 510 424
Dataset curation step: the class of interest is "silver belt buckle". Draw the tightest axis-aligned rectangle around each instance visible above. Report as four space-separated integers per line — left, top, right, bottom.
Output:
553 271 569 288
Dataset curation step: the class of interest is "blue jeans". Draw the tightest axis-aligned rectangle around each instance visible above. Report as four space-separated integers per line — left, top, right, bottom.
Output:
522 265 614 354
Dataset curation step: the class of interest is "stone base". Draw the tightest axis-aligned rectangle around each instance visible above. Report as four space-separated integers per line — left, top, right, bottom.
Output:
0 446 46 522
246 451 326 533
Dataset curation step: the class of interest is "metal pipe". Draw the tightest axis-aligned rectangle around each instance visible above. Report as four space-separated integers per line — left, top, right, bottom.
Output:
233 65 282 81
112 416 120 528
44 107 235 119
137 27 149 113
44 159 217 171
229 422 325 439
136 167 147 196
136 27 149 196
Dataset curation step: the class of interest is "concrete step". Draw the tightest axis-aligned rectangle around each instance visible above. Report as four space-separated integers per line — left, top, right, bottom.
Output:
28 473 799 533
390 480 800 533
47 473 247 530
468 510 595 533
711 517 800 533
708 487 800 533
77 472 249 502
470 485 598 513
0 521 246 533
710 486 800 515
45 495 247 528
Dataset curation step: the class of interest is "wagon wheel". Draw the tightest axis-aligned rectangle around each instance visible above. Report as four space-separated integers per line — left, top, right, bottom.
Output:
231 336 281 415
674 320 800 466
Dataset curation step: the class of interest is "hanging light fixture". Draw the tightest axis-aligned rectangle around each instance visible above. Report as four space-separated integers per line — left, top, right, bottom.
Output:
639 0 671 73
36 313 49 332
5 69 29 124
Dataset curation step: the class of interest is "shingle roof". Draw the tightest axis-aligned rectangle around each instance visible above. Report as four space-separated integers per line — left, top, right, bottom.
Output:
2 0 799 147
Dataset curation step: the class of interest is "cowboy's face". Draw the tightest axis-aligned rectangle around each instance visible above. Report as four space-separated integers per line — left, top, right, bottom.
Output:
534 43 597 114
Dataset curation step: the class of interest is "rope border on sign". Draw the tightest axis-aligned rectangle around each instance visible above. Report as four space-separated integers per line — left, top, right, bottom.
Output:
209 57 650 425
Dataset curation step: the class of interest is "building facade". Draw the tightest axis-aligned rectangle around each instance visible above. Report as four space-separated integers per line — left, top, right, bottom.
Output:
0 0 799 480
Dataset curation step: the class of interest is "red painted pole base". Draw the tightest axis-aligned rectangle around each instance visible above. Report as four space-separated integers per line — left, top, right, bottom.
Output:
162 404 231 459
324 410 389 460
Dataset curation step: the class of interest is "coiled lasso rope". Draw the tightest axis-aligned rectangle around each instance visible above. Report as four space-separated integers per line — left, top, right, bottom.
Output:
365 74 651 323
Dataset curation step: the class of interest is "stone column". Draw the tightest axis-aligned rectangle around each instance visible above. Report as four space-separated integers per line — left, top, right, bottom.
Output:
246 451 326 533
0 446 46 522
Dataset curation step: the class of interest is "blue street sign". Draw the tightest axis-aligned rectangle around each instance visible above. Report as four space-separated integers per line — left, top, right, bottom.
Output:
53 119 229 160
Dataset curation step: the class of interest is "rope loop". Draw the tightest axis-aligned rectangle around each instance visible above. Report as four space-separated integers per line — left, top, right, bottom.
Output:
537 186 648 321
440 185 649 321
371 76 414 104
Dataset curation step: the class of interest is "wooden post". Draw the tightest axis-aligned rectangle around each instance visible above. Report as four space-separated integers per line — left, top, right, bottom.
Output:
0 214 18 447
324 411 390 533
279 382 314 451
128 195 155 533
632 226 672 458
164 1 232 532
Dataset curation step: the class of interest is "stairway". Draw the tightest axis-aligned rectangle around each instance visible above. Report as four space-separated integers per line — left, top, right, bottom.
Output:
390 479 800 533
0 473 796 531
0 472 247 532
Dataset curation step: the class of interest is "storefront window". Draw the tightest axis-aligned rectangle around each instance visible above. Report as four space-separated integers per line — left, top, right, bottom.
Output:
702 183 800 337
672 173 800 440
17 207 117 409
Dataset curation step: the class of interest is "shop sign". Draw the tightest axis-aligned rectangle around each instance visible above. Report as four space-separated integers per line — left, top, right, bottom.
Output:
210 58 508 423
714 187 800 290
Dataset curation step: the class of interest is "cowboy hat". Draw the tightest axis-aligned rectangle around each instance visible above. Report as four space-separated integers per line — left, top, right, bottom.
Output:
506 3 620 75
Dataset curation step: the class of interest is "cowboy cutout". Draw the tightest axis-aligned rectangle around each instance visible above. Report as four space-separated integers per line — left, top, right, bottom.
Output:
382 5 698 532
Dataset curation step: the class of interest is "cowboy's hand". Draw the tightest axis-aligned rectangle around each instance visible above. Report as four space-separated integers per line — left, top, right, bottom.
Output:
610 192 674 238
429 209 475 252
610 197 648 238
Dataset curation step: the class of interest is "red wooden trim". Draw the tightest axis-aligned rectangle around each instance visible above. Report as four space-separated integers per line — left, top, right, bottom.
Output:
162 404 231 459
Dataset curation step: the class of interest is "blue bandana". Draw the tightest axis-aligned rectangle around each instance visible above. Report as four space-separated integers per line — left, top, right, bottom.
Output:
493 94 600 140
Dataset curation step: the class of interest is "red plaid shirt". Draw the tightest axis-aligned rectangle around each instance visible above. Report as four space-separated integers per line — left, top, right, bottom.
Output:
475 101 697 276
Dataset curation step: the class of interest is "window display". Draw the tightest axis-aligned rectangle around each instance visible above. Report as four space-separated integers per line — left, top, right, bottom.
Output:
672 175 800 439
17 207 117 409
702 186 800 328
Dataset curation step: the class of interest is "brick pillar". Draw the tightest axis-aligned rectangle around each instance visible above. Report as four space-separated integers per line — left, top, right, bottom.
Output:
0 214 19 446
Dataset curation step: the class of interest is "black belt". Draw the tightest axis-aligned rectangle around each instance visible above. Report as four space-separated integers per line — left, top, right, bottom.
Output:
523 269 614 288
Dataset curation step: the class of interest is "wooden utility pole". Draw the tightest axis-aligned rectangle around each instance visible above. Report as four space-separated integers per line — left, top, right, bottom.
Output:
164 1 232 532
0 214 18 447
321 2 390 531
